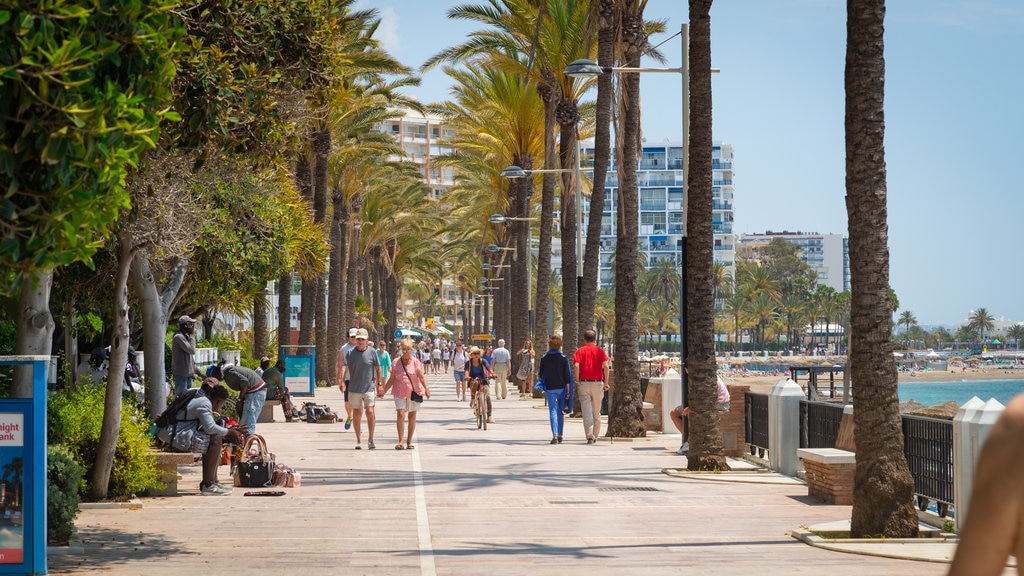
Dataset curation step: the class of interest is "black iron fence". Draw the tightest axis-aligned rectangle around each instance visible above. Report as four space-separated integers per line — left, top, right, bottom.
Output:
902 414 954 515
800 400 844 448
743 395 956 516
744 392 769 457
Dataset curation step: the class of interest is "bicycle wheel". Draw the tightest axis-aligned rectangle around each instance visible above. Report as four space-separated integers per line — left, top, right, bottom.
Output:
476 401 483 429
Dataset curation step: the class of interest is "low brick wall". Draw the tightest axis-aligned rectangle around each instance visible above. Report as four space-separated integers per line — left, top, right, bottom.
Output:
721 384 749 456
798 448 855 505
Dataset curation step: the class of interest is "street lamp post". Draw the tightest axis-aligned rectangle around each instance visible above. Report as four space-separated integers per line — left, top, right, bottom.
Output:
488 214 538 335
501 165 584 324
567 24 719 443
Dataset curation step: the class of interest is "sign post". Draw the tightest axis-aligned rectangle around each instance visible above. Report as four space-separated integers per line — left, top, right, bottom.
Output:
0 356 48 575
279 345 316 396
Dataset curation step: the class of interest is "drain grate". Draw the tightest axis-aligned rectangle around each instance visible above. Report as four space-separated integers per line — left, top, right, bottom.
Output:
598 486 659 492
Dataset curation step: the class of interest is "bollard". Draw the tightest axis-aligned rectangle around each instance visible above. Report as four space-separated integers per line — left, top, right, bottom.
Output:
660 369 681 436
954 397 1003 531
768 378 803 476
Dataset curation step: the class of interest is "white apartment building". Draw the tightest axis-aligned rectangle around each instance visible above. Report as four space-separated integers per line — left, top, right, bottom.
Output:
578 140 737 289
737 231 850 292
378 106 456 200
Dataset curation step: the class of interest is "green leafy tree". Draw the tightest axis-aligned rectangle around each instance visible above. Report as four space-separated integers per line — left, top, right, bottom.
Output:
0 0 182 397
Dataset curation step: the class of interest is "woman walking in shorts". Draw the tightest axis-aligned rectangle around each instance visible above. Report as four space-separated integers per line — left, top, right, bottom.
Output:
382 337 430 449
452 343 469 401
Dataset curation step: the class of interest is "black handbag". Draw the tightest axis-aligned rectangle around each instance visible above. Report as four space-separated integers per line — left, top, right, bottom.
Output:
411 390 424 403
234 434 274 487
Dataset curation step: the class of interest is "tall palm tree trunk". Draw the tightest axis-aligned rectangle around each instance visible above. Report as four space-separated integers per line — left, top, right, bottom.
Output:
312 128 330 380
296 150 315 346
607 3 645 438
534 84 559 343
687 0 729 473
327 187 347 383
253 293 267 360
846 0 917 538
558 110 580 363
580 0 617 333
277 272 292 350
511 154 532 359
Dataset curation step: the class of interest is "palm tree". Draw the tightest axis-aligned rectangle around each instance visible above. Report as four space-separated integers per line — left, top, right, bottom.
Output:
845 0 918 538
681 0 728 470
1006 324 1024 350
967 308 996 344
896 310 917 336
722 293 747 354
607 0 647 439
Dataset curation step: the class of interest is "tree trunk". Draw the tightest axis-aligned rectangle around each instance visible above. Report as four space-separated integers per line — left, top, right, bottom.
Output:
277 272 292 351
686 0 728 471
327 187 347 382
253 292 267 360
92 234 134 500
846 0 917 538
296 149 314 346
344 192 363 332
607 3 645 438
14 269 55 397
580 0 617 333
557 104 580 363
534 82 558 345
131 254 188 417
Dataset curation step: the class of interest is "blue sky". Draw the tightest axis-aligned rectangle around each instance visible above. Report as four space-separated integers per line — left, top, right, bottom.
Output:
358 0 1024 328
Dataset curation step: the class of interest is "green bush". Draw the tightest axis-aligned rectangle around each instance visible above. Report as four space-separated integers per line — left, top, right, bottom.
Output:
49 385 162 500
47 445 83 545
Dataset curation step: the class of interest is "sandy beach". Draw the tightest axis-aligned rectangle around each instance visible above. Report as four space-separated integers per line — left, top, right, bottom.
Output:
723 364 1024 395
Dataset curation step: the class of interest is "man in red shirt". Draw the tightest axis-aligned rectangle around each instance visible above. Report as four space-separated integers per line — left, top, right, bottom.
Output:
573 329 610 444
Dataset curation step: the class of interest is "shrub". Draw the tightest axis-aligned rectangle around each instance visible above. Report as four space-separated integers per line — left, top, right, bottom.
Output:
49 384 161 500
48 445 83 546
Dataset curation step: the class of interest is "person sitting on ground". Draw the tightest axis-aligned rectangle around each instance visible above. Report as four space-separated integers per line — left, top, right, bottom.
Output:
156 378 247 495
670 361 730 455
949 392 1024 575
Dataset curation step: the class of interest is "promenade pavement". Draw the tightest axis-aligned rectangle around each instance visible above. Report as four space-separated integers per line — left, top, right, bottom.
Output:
50 370 1001 575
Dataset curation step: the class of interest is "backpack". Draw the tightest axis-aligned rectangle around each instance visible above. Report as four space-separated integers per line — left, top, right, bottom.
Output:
155 388 201 429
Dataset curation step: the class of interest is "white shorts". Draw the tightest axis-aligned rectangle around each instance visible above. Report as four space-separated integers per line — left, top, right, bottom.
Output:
394 397 421 412
349 392 376 409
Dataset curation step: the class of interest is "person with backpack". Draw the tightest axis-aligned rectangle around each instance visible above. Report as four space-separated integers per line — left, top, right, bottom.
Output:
155 378 246 495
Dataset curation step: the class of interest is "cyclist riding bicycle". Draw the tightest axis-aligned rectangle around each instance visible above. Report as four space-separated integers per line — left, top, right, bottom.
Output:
465 346 493 423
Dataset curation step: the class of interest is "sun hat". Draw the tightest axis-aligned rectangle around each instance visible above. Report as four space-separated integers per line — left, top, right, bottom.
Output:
355 328 369 339
348 328 358 337
469 346 482 355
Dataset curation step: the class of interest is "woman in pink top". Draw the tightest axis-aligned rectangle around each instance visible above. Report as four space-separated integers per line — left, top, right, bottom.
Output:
382 337 430 449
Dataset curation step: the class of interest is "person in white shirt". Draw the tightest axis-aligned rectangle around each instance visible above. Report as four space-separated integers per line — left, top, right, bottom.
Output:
490 339 512 399
452 343 469 402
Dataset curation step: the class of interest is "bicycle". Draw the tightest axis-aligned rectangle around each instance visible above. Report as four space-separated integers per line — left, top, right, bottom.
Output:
469 377 491 430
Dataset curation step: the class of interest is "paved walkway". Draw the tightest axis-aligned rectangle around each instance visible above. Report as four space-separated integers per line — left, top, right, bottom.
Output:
50 371 1003 575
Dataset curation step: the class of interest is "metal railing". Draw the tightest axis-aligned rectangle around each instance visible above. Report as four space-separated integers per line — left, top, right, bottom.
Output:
744 392 769 457
747 396 955 516
902 414 954 514
800 400 844 448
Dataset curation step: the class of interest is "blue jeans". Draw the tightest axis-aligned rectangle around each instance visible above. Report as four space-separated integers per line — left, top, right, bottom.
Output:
546 388 567 437
173 375 193 398
240 388 267 434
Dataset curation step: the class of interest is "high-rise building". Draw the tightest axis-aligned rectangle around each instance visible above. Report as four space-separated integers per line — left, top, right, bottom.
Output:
737 231 850 292
578 140 736 288
378 106 456 200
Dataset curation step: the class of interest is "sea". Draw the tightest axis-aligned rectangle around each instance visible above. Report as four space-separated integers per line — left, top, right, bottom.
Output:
898 379 1024 407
